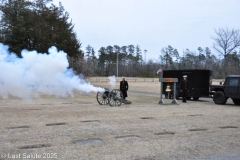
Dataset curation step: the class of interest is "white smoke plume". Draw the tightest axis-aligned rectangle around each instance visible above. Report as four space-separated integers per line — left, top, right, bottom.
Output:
108 76 116 89
0 43 104 99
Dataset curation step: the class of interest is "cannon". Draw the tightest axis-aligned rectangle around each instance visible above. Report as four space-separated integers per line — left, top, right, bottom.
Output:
96 88 131 107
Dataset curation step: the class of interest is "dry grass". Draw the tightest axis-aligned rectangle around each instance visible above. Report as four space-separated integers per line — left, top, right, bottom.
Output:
0 77 239 160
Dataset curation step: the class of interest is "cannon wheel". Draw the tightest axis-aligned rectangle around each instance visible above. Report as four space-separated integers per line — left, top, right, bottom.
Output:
96 91 109 105
108 89 123 107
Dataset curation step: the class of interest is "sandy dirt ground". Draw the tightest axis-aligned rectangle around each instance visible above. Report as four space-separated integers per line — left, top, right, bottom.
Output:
0 78 239 160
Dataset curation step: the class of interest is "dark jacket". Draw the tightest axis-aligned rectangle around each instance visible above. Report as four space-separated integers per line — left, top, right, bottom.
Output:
180 79 190 91
120 80 128 98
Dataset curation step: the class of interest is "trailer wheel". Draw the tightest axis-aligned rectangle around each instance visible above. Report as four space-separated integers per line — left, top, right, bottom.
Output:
193 97 199 101
232 98 240 105
213 91 227 105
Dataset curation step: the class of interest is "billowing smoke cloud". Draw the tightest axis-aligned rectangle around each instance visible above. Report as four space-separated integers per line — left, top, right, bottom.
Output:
0 43 104 99
108 76 116 89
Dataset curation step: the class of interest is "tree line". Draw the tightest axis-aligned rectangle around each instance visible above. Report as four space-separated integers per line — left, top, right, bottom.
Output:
71 42 240 78
1 0 240 78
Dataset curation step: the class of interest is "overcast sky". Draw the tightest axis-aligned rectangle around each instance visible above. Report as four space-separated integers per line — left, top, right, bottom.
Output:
52 0 240 60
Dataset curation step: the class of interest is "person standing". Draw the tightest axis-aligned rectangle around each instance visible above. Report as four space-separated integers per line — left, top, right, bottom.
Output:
180 75 190 103
120 77 128 100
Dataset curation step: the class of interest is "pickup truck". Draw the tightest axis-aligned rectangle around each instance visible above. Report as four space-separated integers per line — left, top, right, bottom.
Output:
210 75 240 105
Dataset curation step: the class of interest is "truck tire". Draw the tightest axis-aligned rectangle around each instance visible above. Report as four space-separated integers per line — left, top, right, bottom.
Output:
232 98 240 105
213 91 227 105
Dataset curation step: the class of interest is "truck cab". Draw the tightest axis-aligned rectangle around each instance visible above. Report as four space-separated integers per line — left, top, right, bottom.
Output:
211 75 240 105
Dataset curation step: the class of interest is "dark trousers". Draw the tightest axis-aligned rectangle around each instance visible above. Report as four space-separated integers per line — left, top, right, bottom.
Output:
121 90 127 99
182 90 188 102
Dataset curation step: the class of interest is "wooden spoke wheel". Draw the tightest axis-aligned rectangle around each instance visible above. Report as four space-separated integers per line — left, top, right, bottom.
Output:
96 91 109 105
108 89 123 107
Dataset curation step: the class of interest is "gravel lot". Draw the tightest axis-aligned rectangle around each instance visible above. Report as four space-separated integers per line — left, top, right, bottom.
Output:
0 78 240 160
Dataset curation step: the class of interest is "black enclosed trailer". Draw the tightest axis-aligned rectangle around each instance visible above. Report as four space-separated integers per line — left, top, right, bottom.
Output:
162 69 212 100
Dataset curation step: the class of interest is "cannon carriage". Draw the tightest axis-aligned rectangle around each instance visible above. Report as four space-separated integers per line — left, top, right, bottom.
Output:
96 89 131 107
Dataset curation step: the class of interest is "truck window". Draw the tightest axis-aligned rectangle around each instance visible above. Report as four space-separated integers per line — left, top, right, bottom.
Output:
228 78 239 86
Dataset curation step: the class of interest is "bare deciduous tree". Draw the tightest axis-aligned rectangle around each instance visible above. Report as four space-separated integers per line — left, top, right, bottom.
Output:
212 27 240 58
